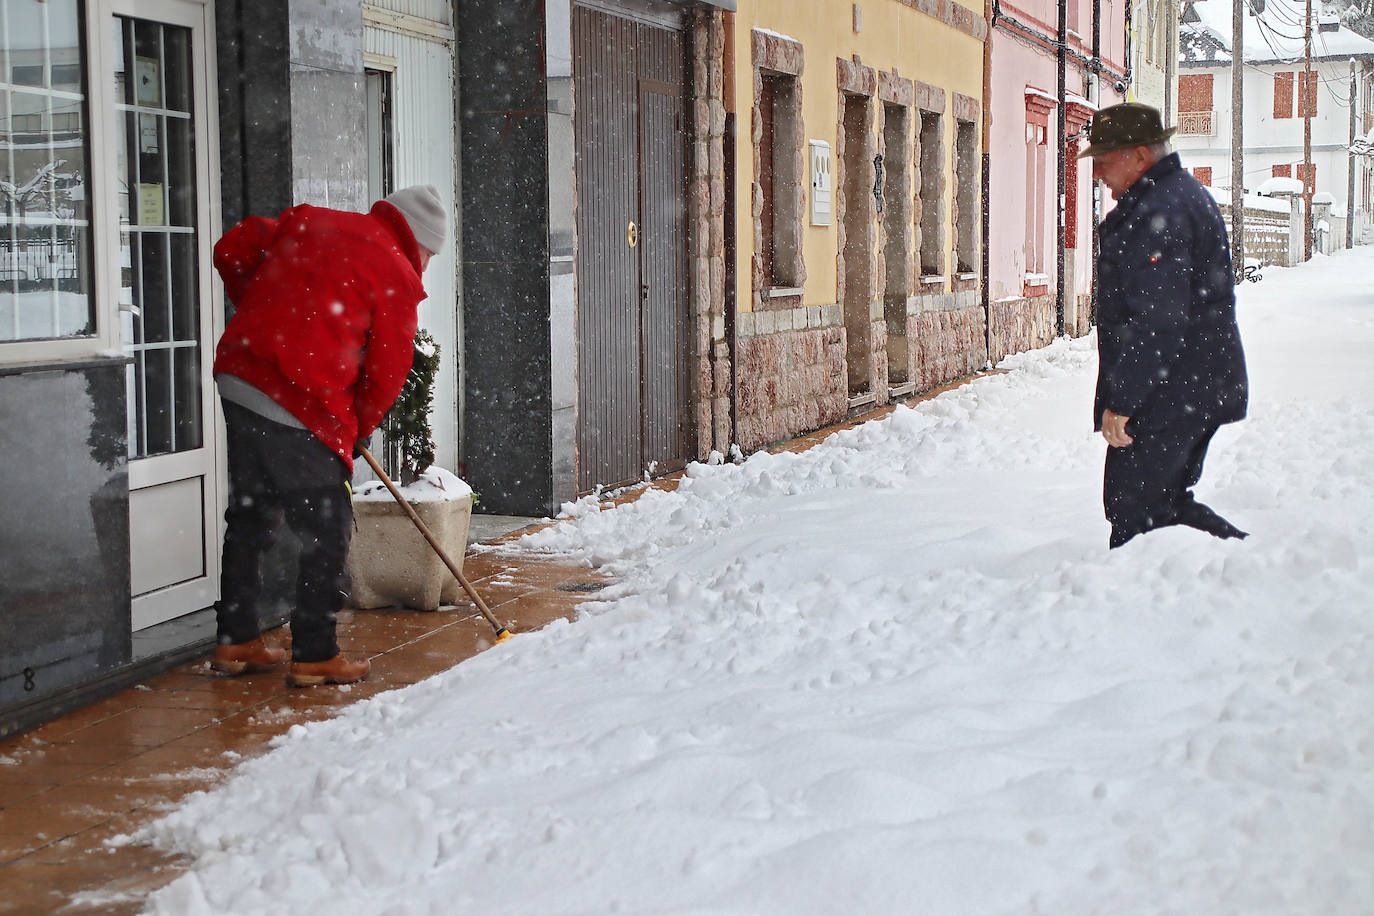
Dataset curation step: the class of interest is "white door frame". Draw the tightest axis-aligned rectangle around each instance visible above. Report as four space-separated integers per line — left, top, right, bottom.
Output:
95 0 223 630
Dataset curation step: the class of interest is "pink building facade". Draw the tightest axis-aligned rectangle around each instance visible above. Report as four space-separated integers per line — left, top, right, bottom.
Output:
988 0 1130 352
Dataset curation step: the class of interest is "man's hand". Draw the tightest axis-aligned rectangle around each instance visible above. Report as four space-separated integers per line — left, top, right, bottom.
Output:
1101 409 1134 448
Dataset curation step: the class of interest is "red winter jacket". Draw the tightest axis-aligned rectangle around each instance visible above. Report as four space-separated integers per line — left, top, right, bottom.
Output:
212 201 428 473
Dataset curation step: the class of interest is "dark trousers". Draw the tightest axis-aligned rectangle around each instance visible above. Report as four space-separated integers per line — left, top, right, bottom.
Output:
217 401 352 662
1103 421 1246 549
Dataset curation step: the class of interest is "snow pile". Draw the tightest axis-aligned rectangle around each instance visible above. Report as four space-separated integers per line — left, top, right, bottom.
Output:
351 466 471 503
133 250 1374 915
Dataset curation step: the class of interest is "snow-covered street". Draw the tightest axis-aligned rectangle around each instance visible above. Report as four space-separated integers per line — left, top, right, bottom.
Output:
136 248 1374 915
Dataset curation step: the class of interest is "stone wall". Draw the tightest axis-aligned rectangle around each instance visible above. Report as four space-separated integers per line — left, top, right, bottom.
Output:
907 290 986 390
735 305 848 450
691 11 730 456
989 294 1056 365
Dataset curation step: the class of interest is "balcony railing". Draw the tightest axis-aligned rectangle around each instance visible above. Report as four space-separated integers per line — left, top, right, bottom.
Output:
1179 110 1216 136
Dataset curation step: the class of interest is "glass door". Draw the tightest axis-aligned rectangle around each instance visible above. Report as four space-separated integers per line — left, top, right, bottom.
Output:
113 1 217 630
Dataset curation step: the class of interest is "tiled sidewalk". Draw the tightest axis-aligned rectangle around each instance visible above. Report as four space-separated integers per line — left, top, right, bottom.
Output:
0 379 990 914
0 546 612 915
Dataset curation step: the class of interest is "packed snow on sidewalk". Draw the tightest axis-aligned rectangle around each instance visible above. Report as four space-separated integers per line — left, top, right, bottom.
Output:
133 250 1374 915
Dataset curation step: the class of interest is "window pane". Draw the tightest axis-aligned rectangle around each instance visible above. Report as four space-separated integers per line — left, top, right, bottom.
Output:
170 232 197 340
173 345 202 451
113 17 131 105
128 353 146 455
133 20 162 108
0 0 93 342
143 345 173 456
163 26 190 114
121 231 144 345
140 231 169 344
166 116 195 226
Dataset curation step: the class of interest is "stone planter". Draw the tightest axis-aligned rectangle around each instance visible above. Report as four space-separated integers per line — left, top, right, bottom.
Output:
346 468 473 611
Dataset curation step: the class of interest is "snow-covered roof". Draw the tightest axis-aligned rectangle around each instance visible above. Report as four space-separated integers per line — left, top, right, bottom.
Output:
1258 175 1305 195
1313 190 1337 204
1207 185 1294 212
1182 0 1374 64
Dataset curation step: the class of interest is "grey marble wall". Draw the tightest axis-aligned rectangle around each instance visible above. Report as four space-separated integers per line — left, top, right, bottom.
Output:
0 360 131 725
216 0 366 226
457 0 555 517
216 0 293 226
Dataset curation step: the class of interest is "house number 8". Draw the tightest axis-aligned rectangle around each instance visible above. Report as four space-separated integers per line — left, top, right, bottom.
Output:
627 221 638 249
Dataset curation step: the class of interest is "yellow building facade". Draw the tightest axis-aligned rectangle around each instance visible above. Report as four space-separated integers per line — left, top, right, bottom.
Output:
721 0 989 449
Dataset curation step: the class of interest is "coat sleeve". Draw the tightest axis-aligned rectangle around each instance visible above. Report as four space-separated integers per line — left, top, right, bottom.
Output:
212 216 280 305
352 283 423 441
1104 202 1196 418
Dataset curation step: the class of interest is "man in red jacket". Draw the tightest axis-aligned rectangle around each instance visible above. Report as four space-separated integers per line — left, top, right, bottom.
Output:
207 185 447 686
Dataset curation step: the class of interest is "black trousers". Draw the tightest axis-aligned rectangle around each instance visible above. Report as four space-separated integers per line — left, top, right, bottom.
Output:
1103 421 1246 549
217 400 352 662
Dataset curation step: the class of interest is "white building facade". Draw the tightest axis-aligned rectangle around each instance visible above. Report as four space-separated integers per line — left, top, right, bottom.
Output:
1176 0 1374 243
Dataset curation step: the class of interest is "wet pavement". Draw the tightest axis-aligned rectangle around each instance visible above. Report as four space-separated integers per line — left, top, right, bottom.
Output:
0 379 987 914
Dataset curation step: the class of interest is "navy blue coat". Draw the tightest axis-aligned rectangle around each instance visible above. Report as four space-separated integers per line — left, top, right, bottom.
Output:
1094 153 1248 433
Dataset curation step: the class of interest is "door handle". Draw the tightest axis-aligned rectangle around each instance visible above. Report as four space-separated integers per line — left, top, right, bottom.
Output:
627 220 638 249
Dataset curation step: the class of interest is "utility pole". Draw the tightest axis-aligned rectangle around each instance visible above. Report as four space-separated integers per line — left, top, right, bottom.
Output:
982 0 993 366
1164 0 1176 124
1090 0 1101 328
1349 57 1358 250
1231 0 1244 280
1304 0 1314 260
1055 0 1067 336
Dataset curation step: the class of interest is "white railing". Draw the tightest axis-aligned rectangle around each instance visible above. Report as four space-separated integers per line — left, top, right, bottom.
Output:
1179 110 1215 136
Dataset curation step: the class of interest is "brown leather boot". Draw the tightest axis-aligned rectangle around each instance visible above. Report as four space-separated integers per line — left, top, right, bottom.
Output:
287 654 370 687
210 637 286 676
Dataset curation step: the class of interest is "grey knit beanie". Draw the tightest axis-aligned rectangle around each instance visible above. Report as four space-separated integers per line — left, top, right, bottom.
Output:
384 184 447 254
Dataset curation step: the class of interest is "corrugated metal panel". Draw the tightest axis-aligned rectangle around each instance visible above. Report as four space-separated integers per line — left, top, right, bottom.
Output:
364 24 459 471
574 6 641 491
364 0 451 27
574 5 688 492
638 33 685 469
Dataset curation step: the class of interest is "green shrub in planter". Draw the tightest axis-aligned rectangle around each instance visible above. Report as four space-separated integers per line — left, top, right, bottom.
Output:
382 329 439 486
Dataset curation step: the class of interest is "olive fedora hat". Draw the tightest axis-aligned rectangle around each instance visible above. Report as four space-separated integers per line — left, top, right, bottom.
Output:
1077 102 1177 159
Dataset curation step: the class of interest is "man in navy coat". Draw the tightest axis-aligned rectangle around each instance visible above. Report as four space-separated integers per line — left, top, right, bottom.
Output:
1080 103 1249 549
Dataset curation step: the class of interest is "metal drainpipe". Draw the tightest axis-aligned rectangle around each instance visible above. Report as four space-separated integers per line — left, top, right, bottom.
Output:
982 0 994 367
723 12 739 453
1124 0 1132 90
1055 0 1067 336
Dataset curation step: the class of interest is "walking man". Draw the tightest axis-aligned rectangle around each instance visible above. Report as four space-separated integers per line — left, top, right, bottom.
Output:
208 185 447 684
1080 103 1249 549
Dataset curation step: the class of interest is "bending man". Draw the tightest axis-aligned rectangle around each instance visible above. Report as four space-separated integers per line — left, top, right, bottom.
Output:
209 185 447 684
